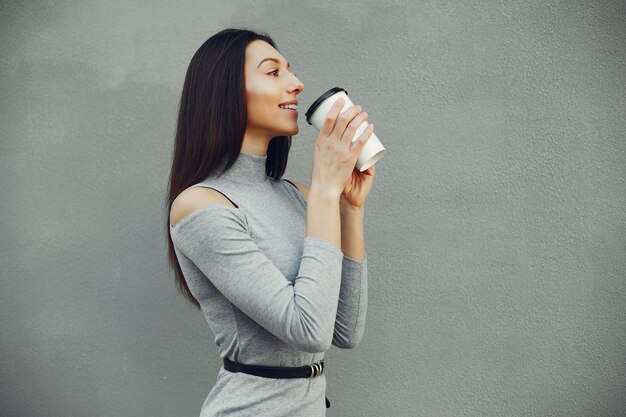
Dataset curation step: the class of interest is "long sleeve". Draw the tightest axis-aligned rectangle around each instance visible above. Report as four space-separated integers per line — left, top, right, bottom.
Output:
331 254 368 349
170 204 344 353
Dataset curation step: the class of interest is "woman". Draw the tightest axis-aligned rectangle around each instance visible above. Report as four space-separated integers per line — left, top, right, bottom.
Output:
165 28 376 416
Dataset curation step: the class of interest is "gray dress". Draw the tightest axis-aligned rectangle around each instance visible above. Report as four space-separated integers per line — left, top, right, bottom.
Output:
169 152 368 416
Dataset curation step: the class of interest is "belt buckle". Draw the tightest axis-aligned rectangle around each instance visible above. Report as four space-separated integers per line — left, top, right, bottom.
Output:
307 360 324 378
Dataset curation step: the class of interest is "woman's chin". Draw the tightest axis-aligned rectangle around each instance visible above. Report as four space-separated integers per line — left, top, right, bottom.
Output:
278 127 299 137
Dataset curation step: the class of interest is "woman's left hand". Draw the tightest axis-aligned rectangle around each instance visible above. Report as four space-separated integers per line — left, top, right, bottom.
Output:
340 164 376 209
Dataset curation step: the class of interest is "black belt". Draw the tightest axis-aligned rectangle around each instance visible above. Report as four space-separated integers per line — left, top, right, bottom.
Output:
223 357 330 409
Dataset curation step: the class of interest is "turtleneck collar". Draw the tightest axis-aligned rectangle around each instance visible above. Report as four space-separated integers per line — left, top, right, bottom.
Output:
212 151 269 183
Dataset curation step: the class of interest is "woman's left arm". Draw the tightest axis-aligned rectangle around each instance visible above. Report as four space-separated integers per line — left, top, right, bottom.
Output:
285 166 374 349
331 164 376 348
331 204 368 349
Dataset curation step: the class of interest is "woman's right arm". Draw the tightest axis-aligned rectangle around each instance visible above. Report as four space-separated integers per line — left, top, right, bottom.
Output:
306 97 373 249
170 203 344 353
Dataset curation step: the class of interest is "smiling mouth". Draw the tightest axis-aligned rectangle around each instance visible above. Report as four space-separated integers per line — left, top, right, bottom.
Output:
279 107 298 115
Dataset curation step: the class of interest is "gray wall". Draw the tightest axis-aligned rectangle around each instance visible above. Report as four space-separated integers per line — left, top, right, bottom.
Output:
1 1 624 416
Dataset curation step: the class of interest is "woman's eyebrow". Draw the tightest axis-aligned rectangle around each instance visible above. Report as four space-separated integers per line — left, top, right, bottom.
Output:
257 57 290 69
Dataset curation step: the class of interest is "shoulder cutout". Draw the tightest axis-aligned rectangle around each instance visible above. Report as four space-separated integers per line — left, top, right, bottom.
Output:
285 179 309 203
170 186 236 227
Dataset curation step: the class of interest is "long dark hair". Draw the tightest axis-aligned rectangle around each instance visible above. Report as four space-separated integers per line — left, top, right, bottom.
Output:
165 28 292 309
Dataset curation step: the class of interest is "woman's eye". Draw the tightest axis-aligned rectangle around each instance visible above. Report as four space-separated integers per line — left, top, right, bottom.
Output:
269 70 298 77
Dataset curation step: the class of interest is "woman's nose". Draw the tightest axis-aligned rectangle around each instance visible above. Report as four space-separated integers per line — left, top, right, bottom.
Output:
291 77 304 93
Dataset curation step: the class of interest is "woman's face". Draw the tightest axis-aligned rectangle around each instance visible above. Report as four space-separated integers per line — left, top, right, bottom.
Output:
244 40 304 141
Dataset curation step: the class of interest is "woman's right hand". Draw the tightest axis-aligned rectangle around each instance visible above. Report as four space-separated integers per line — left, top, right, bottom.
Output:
310 98 375 198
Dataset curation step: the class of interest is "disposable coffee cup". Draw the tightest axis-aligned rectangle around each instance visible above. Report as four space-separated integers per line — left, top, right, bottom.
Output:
305 87 385 172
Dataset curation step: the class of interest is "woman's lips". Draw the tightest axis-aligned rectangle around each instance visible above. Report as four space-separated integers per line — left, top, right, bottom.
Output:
279 107 298 116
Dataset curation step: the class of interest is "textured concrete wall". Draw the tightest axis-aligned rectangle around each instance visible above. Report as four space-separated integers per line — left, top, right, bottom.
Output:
1 1 624 416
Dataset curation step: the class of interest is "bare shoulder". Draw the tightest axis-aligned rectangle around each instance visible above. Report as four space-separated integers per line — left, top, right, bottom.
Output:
286 180 309 203
170 186 236 227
